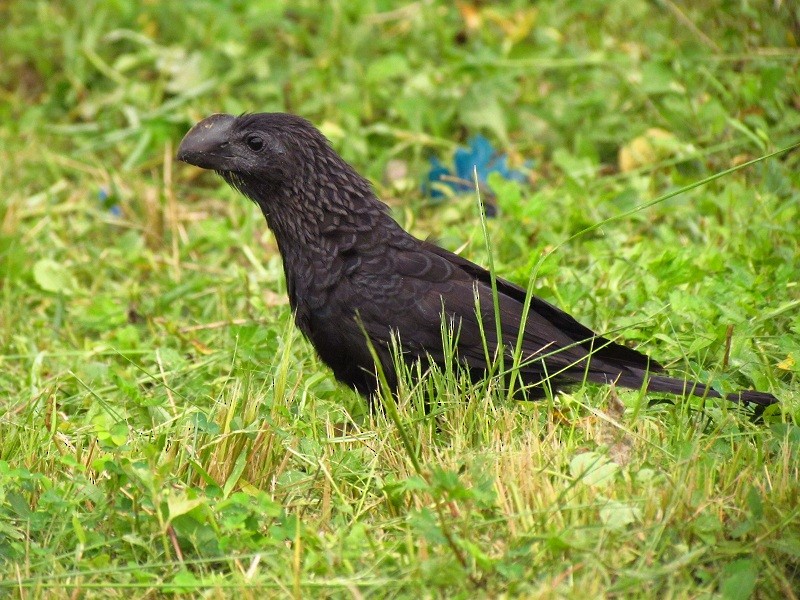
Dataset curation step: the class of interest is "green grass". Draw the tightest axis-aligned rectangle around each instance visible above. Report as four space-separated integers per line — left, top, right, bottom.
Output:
1 0 799 597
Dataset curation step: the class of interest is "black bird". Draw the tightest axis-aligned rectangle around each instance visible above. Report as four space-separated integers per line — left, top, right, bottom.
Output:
177 113 777 407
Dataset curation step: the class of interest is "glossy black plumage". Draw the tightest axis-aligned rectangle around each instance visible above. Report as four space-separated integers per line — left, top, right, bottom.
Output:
177 112 777 407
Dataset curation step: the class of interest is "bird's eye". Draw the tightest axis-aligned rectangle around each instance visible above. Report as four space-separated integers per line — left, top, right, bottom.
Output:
246 134 264 152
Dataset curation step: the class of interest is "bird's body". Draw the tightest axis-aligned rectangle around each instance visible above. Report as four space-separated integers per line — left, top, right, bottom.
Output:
177 112 777 407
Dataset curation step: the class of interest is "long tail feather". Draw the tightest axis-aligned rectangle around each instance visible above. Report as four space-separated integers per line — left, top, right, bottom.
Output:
643 374 777 406
724 389 778 406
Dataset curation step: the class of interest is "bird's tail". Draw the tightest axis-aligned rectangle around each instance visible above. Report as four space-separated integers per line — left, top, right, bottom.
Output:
723 389 778 406
643 373 777 406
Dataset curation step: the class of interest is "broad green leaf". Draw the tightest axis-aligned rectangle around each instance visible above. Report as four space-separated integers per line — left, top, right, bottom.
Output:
570 452 619 487
33 259 75 294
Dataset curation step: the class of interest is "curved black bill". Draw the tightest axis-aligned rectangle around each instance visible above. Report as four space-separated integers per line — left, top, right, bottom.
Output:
177 113 237 170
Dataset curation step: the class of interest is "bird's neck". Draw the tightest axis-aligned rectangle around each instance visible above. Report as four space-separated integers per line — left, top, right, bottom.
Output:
261 182 391 256
254 174 400 311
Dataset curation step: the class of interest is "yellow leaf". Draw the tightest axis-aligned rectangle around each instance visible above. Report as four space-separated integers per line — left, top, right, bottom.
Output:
618 128 677 172
457 2 482 30
776 353 795 371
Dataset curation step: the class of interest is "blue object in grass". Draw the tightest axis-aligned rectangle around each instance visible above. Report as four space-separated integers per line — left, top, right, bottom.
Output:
98 187 122 216
425 134 528 199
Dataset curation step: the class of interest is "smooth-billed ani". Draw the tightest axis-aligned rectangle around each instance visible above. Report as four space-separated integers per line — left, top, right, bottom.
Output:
177 112 777 407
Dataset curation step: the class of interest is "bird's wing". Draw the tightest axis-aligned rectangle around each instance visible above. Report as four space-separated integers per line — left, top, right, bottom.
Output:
423 242 663 372
348 240 660 380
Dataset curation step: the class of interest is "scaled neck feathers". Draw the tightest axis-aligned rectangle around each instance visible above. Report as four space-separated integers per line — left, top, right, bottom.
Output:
220 132 403 304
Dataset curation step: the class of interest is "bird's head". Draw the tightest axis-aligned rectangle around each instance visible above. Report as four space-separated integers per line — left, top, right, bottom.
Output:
178 112 385 240
177 112 334 192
